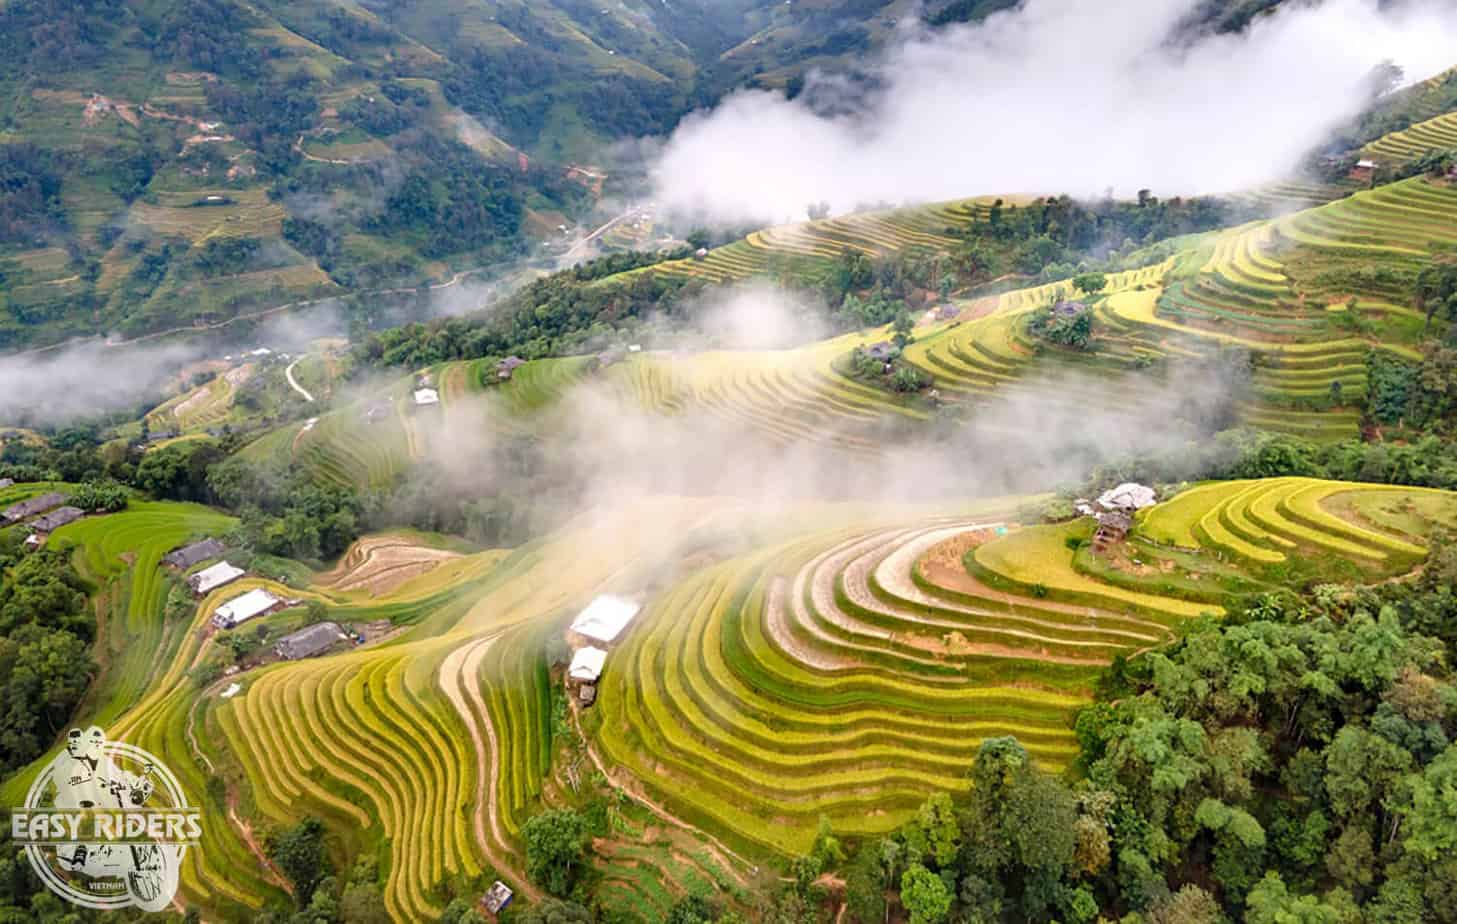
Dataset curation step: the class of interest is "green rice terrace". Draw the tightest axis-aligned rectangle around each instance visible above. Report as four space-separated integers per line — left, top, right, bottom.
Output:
3 476 1454 921
255 173 1457 495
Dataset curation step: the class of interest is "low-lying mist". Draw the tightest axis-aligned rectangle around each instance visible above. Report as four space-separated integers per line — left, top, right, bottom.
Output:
652 0 1457 224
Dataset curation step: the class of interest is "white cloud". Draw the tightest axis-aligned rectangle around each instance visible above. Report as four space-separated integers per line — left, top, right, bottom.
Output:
652 0 1457 223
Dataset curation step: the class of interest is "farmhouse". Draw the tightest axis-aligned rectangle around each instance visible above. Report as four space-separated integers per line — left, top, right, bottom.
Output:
2 491 66 524
413 388 440 407
568 595 642 646
865 341 896 363
0 478 13 489
275 622 346 661
568 646 608 707
497 356 527 381
1097 483 1157 512
30 507 84 533
189 561 246 596
213 588 285 630
163 537 226 570
1093 510 1134 553
569 646 608 683
935 304 960 321
1052 300 1088 318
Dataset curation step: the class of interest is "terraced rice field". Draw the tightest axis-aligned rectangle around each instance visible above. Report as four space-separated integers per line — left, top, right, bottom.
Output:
146 365 253 432
1364 110 1457 163
7 479 1451 921
281 178 1453 489
593 480 1454 856
647 197 1003 285
214 500 725 919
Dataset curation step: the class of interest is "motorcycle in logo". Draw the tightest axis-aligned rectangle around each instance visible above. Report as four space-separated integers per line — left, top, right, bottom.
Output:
12 727 200 912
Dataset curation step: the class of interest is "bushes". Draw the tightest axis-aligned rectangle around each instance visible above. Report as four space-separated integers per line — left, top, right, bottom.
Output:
69 480 129 512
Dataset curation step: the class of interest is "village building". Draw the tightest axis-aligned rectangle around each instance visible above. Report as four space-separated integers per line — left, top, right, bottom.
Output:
23 534 44 550
413 387 440 407
1 491 67 525
213 588 285 630
1052 299 1088 318
163 537 226 571
865 341 896 363
1093 510 1134 553
275 622 346 661
568 646 608 707
567 595 642 647
497 356 527 381
481 882 514 916
0 478 14 489
1086 483 1156 554
189 561 246 596
935 304 960 321
30 507 84 534
1097 483 1157 512
693 247 709 261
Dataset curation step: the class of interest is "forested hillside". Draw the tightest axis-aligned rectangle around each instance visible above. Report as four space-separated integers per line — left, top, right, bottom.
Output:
0 0 1322 352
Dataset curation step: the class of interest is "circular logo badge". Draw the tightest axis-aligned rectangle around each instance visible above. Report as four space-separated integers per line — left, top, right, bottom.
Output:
12 726 199 912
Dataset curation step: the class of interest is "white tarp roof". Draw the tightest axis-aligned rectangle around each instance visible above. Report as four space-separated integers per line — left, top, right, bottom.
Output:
570 595 641 644
220 683 243 699
413 388 440 406
190 561 245 594
569 646 608 683
215 588 280 627
1097 483 1157 512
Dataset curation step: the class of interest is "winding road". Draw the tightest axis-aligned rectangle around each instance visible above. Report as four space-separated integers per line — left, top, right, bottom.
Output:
284 358 315 402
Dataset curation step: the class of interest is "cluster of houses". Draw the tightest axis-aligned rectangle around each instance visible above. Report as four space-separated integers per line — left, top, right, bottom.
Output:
162 537 347 662
1075 483 1158 553
564 594 643 707
2 490 89 550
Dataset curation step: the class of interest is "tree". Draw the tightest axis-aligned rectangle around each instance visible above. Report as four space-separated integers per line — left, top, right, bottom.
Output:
891 310 914 348
1400 744 1457 862
523 809 589 897
439 897 490 924
266 817 332 906
899 864 951 924
513 898 591 924
1072 272 1107 296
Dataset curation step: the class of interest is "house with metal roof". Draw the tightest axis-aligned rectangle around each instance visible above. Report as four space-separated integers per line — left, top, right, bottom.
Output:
163 538 226 570
188 561 246 596
30 506 84 533
2 492 66 524
568 595 642 646
213 588 284 630
274 622 346 661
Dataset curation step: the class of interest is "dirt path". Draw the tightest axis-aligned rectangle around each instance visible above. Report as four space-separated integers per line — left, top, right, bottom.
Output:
285 358 315 402
184 678 292 894
438 635 543 901
575 706 756 888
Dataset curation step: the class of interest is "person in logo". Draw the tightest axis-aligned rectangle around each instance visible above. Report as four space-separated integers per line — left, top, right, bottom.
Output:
49 727 173 911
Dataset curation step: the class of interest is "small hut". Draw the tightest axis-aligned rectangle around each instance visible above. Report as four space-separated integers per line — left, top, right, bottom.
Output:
1092 510 1133 553
496 356 527 381
480 882 514 916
